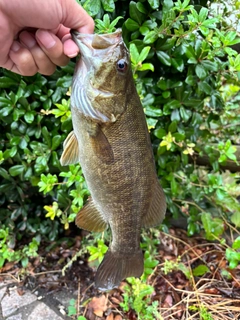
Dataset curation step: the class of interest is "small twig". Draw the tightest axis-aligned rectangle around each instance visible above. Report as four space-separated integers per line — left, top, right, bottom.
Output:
0 273 20 282
77 278 80 317
62 249 86 276
161 231 205 264
80 283 94 303
32 270 62 276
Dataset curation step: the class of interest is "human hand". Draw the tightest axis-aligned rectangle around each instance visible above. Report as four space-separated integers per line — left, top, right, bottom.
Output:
0 0 94 76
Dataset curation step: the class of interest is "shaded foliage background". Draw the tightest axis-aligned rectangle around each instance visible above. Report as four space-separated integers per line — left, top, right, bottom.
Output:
0 0 240 269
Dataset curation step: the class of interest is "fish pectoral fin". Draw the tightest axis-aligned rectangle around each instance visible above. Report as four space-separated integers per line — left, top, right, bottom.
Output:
90 126 114 164
95 249 144 292
60 131 79 166
75 198 107 232
142 181 166 228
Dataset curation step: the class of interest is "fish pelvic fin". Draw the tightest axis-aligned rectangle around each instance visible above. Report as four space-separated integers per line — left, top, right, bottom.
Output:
142 180 166 228
60 131 79 166
95 249 144 292
75 197 107 232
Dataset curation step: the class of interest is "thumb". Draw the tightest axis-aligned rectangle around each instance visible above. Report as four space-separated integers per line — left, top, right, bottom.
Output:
61 0 94 33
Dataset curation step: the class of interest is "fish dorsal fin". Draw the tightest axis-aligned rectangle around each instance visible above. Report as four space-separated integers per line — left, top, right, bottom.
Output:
142 181 166 228
90 125 114 164
75 197 107 232
60 131 79 166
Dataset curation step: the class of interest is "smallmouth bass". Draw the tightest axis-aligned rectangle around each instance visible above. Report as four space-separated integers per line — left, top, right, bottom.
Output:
60 29 166 291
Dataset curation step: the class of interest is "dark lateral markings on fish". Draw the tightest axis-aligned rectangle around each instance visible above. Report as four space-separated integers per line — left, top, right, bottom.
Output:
60 28 167 292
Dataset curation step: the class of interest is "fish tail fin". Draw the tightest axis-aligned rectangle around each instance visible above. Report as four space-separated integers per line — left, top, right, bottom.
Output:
95 248 144 291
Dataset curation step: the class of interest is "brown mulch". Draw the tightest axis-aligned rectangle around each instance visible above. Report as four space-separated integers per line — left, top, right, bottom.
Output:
1 227 240 320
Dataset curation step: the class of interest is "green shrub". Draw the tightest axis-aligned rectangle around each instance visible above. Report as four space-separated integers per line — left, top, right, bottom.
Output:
0 0 240 263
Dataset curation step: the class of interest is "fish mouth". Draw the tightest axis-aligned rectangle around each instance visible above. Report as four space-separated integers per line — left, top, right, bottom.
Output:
71 29 123 60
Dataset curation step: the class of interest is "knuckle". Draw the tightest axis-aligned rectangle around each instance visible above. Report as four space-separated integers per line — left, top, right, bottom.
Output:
41 65 56 76
12 49 38 76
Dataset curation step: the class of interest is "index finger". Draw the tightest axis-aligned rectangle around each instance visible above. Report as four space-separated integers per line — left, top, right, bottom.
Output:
61 0 94 34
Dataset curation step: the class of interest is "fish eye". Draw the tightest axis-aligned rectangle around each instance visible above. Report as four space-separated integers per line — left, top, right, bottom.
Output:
117 59 127 72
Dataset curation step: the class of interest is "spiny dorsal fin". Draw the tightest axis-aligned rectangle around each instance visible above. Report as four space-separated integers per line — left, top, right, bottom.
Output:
142 180 166 228
90 126 114 164
75 197 107 232
60 131 79 166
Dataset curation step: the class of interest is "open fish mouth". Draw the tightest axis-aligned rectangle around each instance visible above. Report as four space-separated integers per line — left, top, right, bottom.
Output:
71 29 123 59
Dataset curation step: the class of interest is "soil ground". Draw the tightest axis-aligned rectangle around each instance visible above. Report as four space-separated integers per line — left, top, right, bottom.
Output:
1 227 240 320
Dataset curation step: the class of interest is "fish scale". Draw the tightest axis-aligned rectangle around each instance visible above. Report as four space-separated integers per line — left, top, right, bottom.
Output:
60 29 166 291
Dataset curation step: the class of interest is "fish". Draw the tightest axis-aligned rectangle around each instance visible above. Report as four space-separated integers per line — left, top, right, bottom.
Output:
60 29 166 291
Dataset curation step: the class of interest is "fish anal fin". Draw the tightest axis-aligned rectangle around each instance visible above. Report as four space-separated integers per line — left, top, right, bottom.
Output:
95 249 143 292
142 181 166 228
75 198 107 232
60 131 79 166
90 126 114 164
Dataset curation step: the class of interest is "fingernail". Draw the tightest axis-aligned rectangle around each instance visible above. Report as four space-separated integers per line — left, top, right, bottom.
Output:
37 30 56 49
21 33 36 48
62 34 71 43
11 41 20 52
68 52 78 58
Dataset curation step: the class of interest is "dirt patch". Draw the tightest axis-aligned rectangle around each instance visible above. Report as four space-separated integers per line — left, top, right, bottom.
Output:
1 228 240 319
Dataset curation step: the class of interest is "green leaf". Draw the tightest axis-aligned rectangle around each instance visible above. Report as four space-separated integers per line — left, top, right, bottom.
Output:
232 237 240 250
51 135 62 150
138 63 154 72
201 18 218 28
198 81 212 94
130 43 140 64
109 16 124 31
201 60 218 72
139 46 151 62
185 75 198 86
198 7 208 23
0 106 13 117
201 212 224 240
0 168 11 180
144 106 162 117
162 91 170 98
139 26 149 35
171 109 180 121
0 76 19 88
154 128 166 139
171 58 184 72
83 0 101 16
180 107 192 122
231 212 240 228
164 100 181 110
171 177 177 195
163 0 174 10
168 120 177 133
143 31 159 44
21 257 29 268
193 265 209 276
9 165 25 177
129 1 146 25
136 2 148 14
148 0 159 9
157 79 168 90
226 248 240 269
125 18 139 31
195 65 207 79
101 0 115 12
156 51 171 66
185 45 196 59
24 111 34 124
42 126 52 148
